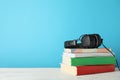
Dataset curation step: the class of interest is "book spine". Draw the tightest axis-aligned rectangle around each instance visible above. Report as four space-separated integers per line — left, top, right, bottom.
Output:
61 56 116 66
63 52 113 58
61 64 115 75
77 65 115 75
64 48 111 53
71 56 116 66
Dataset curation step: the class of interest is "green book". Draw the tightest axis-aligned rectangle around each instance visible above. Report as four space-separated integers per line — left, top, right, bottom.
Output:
62 56 116 66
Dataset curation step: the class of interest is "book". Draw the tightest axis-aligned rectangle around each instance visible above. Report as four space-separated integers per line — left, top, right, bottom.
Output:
61 63 115 76
63 52 113 58
62 56 116 66
64 48 111 53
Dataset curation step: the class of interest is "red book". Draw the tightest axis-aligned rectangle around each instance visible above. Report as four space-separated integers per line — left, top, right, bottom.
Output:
61 64 115 76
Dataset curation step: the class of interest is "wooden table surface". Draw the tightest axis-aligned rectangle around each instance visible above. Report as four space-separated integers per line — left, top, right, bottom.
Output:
0 68 120 80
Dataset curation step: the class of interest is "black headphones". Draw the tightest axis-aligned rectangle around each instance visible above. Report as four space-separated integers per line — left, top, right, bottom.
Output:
64 34 103 48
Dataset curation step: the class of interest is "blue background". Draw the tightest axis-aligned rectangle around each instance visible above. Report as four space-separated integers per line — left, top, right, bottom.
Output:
0 0 120 67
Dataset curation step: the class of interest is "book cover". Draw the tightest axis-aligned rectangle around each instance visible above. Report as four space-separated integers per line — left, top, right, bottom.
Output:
62 56 116 66
61 63 115 76
63 52 113 58
64 48 111 53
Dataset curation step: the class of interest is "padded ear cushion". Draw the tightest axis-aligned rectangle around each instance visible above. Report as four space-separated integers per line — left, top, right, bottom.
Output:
89 35 96 48
94 34 102 47
97 34 102 46
93 34 98 48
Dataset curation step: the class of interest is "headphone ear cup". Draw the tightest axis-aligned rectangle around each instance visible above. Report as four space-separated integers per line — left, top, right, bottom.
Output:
80 34 102 48
81 35 91 48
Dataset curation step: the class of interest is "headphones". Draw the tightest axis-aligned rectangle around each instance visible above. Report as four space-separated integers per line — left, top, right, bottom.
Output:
64 34 103 48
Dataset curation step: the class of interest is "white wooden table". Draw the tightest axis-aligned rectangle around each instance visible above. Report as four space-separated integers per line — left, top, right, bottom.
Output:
0 68 120 80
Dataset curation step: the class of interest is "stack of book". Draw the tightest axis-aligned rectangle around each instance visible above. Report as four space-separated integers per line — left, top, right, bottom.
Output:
61 48 116 76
